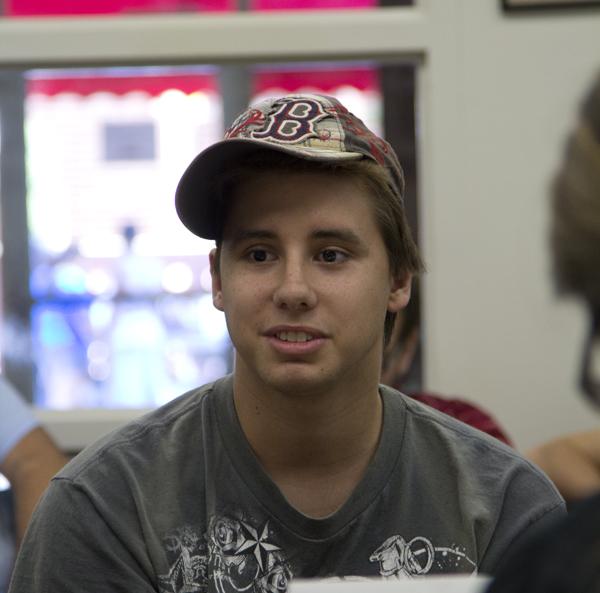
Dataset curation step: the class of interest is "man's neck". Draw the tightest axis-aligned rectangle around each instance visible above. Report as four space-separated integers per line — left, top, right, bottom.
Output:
232 367 383 517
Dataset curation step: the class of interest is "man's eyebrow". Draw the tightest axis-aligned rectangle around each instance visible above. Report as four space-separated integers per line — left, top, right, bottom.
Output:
228 229 277 244
227 228 367 247
311 228 366 246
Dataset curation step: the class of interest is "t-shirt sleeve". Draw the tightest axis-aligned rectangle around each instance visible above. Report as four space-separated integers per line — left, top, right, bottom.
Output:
8 477 157 593
478 461 566 576
0 377 39 464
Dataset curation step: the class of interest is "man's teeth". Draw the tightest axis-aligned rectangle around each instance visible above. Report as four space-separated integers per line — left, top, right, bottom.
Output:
277 331 314 342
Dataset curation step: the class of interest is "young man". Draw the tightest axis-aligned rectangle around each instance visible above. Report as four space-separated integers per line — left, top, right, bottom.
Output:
9 94 563 593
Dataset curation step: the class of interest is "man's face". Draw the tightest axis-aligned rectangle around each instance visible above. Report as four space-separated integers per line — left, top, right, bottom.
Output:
210 168 411 397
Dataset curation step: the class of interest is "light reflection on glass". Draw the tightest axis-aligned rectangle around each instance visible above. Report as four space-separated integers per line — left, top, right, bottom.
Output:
26 67 231 409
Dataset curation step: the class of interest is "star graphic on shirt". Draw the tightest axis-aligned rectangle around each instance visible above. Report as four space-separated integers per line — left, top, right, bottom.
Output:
235 521 281 572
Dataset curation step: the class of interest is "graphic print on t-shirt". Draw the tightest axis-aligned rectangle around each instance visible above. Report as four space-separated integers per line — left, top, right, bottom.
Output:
158 515 477 592
369 534 476 577
158 526 208 592
158 514 292 593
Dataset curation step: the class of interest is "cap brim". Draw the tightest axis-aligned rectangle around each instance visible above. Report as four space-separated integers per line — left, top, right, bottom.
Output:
175 138 362 240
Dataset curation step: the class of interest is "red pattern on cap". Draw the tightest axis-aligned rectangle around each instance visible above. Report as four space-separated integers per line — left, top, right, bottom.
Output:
328 104 390 166
225 109 265 139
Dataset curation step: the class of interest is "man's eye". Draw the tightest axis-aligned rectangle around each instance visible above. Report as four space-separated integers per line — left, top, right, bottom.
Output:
319 249 346 263
249 249 270 262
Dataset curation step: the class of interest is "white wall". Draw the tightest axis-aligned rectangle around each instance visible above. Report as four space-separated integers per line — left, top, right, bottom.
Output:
421 0 600 450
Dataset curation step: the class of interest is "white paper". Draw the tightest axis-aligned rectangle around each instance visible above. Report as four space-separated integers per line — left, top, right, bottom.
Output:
290 575 491 593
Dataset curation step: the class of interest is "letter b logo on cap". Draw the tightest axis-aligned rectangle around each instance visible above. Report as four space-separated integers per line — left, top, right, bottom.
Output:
252 99 328 144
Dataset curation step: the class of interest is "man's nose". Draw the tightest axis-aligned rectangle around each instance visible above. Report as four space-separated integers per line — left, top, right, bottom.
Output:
272 260 317 311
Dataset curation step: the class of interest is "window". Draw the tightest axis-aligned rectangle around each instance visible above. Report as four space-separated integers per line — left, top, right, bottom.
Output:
22 66 228 409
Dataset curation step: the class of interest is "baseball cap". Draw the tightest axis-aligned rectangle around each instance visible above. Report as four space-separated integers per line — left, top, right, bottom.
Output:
175 93 405 240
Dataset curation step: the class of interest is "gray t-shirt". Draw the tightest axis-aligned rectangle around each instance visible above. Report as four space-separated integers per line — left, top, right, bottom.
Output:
9 376 564 593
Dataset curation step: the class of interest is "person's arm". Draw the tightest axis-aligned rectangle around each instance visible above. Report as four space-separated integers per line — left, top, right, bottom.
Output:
526 429 600 502
0 427 68 545
0 376 68 545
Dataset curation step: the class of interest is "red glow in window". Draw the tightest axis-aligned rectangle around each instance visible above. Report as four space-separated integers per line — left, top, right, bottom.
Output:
5 0 233 16
253 67 379 95
27 74 218 97
5 0 385 16
253 0 376 8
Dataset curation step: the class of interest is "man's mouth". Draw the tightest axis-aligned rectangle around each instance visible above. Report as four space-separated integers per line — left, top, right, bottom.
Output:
276 331 315 343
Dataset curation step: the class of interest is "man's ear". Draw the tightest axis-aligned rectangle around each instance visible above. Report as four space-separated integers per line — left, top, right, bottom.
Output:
388 272 412 313
209 248 224 312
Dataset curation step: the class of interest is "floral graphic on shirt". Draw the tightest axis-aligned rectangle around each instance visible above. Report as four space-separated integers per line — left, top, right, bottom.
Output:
369 534 476 578
159 515 292 593
208 515 291 593
159 527 208 593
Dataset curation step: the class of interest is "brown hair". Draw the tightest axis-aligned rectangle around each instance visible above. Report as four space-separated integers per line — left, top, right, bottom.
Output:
212 150 425 344
551 72 600 307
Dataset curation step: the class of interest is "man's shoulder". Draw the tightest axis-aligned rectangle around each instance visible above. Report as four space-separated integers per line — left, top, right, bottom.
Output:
58 375 232 483
387 384 513 451
383 385 561 498
383 386 565 571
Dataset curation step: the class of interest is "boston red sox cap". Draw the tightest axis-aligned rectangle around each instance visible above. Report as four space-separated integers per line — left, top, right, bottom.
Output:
175 93 405 240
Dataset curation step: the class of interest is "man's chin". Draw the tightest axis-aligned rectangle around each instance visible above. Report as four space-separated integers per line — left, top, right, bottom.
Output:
263 366 337 398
